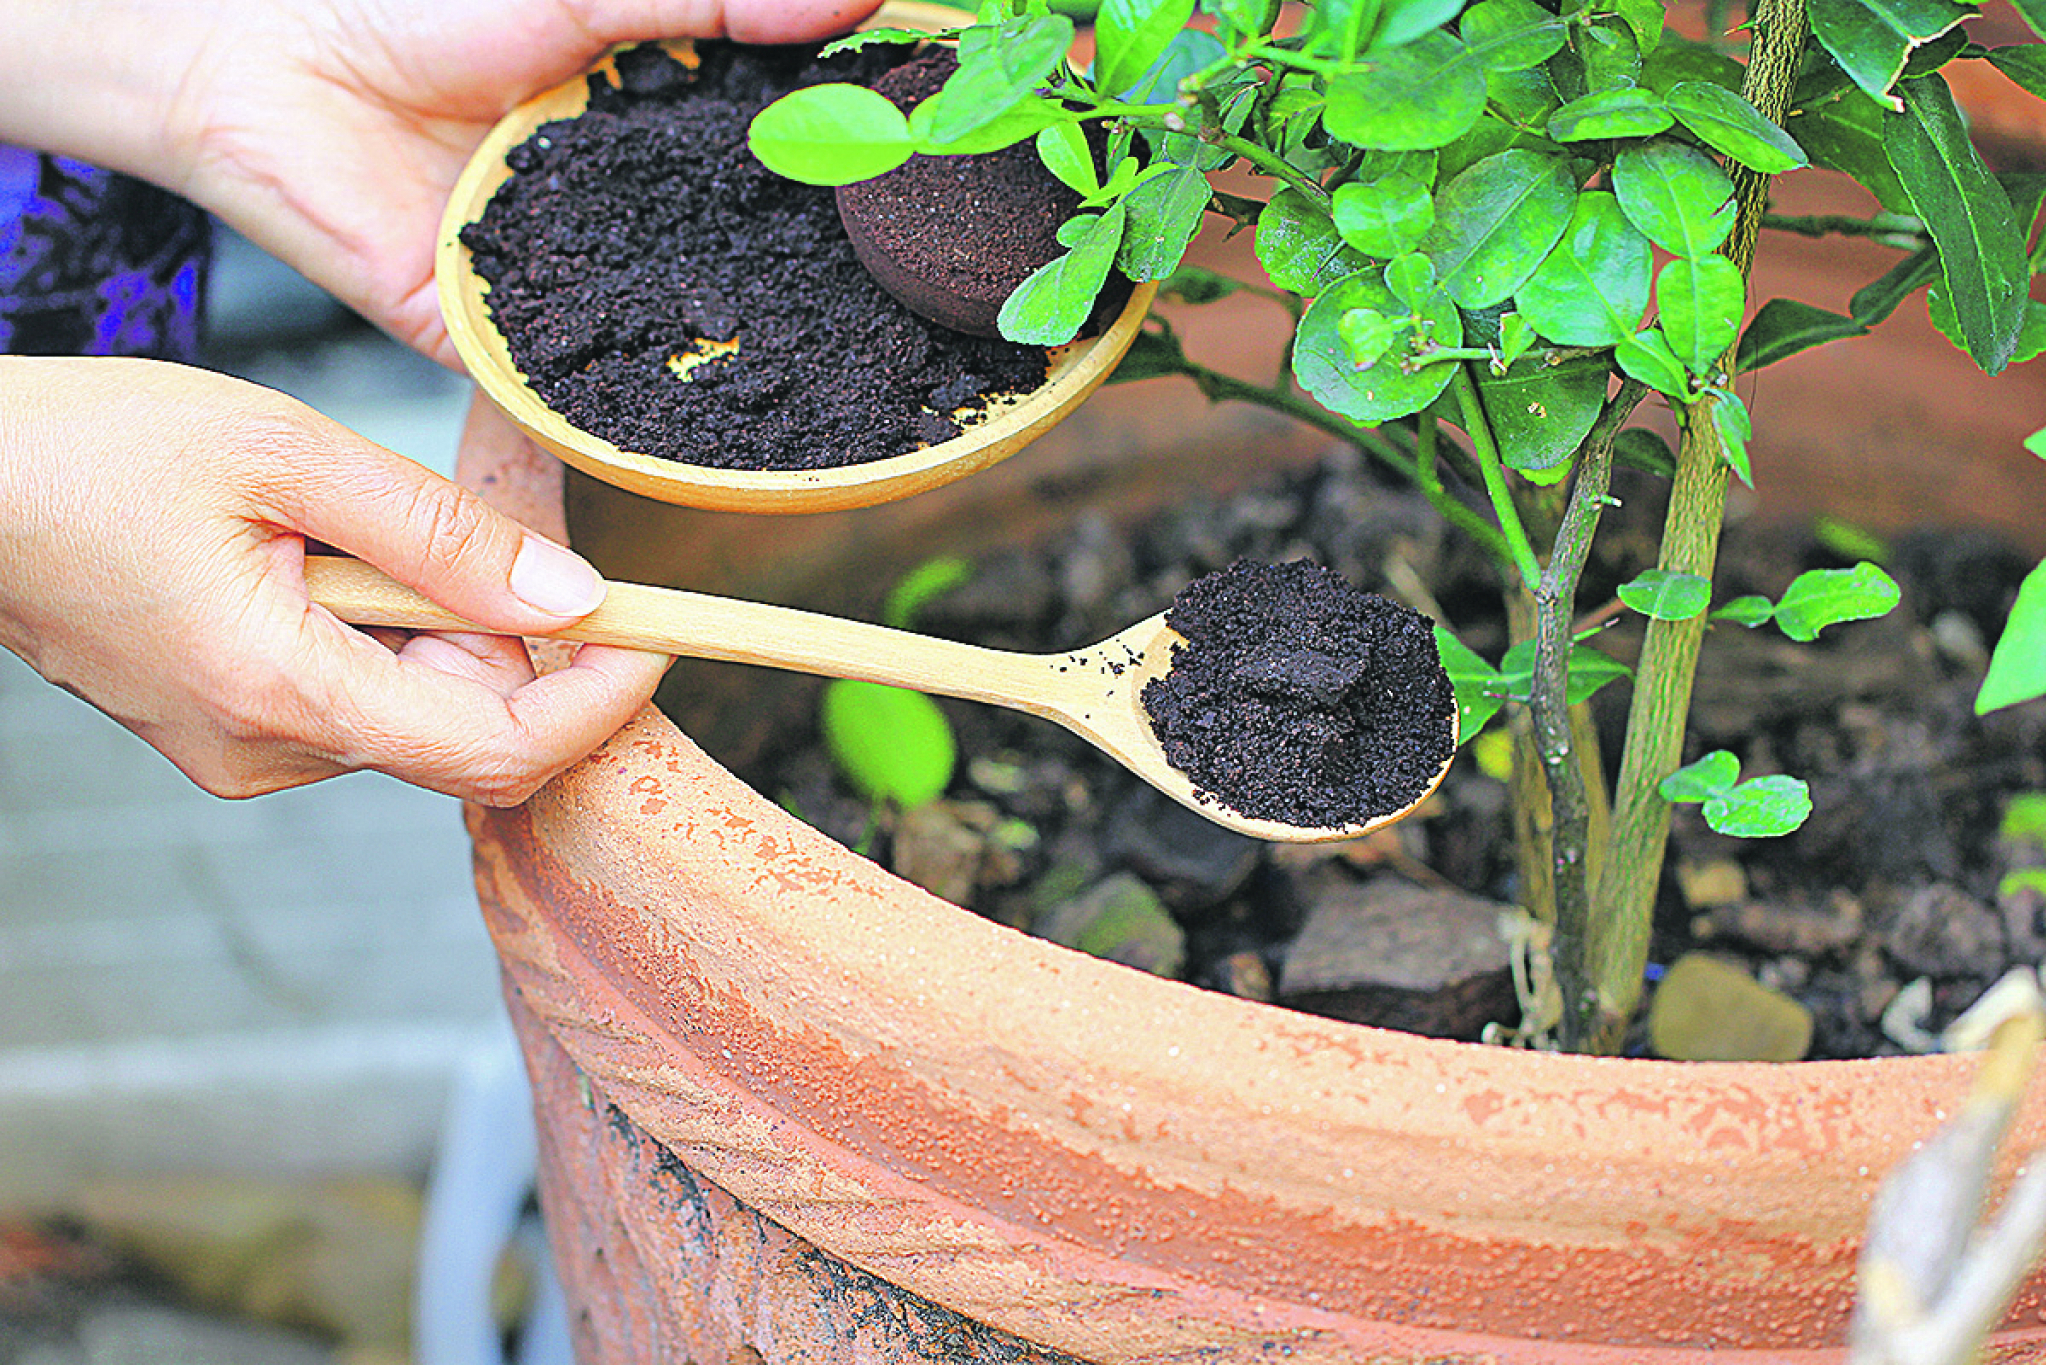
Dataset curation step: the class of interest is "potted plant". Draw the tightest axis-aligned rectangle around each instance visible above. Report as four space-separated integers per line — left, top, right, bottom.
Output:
452 0 2046 1358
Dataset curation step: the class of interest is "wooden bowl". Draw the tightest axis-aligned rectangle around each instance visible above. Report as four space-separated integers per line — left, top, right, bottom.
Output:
434 11 1156 515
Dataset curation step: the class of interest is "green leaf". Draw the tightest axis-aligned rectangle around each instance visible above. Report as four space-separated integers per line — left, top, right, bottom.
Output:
1713 594 1777 626
1420 149 1577 308
1812 515 1892 564
1849 243 1941 324
1805 0 1979 106
748 85 914 185
1105 321 1189 381
1612 141 1737 257
1736 297 1871 370
1605 0 1667 55
1035 123 1099 194
1987 44 2046 98
1657 255 1746 374
1704 775 1814 837
1461 0 1570 70
1159 265 1243 303
1569 12 1646 93
1709 388 1754 486
1293 265 1463 421
1498 312 1537 367
1122 26 1227 103
2029 427 2046 460
1375 0 1468 48
1324 31 1490 150
1339 306 1401 366
1515 191 1653 346
1116 165 1211 280
997 201 1128 344
910 93 1065 155
1619 569 1713 619
1433 624 1508 739
1773 562 1903 641
1462 353 1610 476
1928 286 2046 365
1666 81 1810 172
1547 88 1677 141
1977 558 2046 713
1659 749 1741 802
1496 641 1634 705
2015 0 2046 39
1332 174 1438 256
821 680 957 808
1300 0 1380 61
1094 0 1197 99
1256 187 1373 294
1384 251 1440 309
1886 75 2031 373
1614 426 1678 477
1615 327 1692 396
882 556 974 629
929 14 1076 144
1640 37 1745 94
819 28 933 57
1789 86 1916 211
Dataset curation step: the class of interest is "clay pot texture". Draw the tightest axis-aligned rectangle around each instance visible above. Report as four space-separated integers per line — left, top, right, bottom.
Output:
457 273 2046 1362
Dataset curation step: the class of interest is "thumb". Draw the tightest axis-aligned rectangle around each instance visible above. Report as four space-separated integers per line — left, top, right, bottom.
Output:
258 422 606 634
561 0 886 46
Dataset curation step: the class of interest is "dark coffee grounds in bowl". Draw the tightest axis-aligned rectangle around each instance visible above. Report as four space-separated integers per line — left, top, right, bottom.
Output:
1141 559 1457 829
458 41 1053 472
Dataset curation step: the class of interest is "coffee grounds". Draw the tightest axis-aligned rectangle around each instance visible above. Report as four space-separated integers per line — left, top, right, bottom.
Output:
1141 559 1457 828
836 51 1083 337
458 42 1052 471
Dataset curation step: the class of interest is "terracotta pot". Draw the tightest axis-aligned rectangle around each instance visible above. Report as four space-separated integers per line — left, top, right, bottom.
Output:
454 30 2046 1347
457 297 2046 1359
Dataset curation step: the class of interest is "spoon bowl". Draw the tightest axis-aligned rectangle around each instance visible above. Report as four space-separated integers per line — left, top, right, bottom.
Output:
436 8 1156 514
306 558 1455 843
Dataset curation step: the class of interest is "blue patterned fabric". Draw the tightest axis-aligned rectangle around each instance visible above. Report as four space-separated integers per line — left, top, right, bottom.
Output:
0 145 210 360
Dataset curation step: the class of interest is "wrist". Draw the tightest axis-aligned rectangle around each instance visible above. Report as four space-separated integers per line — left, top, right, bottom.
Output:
0 2 209 190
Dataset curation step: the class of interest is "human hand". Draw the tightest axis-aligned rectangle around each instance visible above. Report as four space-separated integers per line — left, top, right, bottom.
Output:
0 356 671 802
0 0 882 362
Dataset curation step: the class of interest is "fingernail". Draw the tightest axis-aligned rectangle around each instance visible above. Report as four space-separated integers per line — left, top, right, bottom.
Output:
510 535 606 617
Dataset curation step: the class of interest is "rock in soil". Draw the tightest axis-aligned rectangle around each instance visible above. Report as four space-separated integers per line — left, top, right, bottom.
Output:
1035 872 1187 978
1649 953 1814 1062
1277 877 1517 1040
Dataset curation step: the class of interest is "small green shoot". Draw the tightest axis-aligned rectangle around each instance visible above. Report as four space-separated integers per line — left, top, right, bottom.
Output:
1978 558 2046 715
1710 562 1902 640
1619 569 1713 621
1659 750 1813 837
1432 624 1631 743
819 557 974 810
821 681 958 808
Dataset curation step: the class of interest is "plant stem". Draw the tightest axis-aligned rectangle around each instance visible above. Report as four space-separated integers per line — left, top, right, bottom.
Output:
1452 364 1543 590
1211 131 1333 207
1585 0 1809 1054
1761 211 1926 242
1539 381 1648 1048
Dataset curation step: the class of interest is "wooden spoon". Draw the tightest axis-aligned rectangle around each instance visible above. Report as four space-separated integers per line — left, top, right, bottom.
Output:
305 557 1454 843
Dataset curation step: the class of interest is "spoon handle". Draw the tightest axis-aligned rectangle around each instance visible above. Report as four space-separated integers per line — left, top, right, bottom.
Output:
303 555 1065 715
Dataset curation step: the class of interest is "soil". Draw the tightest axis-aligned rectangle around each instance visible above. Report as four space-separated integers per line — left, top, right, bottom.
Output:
1142 559 1456 828
694 444 2046 1060
458 41 1054 471
837 51 1084 338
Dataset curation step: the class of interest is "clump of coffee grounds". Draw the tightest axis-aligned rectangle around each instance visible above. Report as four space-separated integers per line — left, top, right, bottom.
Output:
458 42 1052 471
837 50 1085 337
1141 559 1457 829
